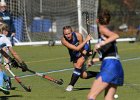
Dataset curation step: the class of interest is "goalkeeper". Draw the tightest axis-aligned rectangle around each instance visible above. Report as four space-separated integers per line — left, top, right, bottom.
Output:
0 23 28 94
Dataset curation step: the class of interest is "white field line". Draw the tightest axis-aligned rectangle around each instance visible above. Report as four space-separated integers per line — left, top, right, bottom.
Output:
25 46 140 64
26 56 69 63
12 56 140 79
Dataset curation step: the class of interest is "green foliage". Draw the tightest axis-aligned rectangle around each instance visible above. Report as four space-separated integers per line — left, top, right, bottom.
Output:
100 0 140 34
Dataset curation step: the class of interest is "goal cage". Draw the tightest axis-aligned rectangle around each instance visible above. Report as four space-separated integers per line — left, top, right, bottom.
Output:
4 0 140 46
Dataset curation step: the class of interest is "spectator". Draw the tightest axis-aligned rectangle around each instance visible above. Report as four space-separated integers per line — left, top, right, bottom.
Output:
0 1 16 45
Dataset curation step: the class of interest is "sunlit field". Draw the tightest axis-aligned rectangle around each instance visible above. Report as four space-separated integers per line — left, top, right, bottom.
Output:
0 42 140 100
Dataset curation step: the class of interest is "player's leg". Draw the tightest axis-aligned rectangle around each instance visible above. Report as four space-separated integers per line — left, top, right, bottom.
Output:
3 52 12 90
104 84 117 100
81 70 99 79
87 76 109 100
79 62 99 79
3 71 12 90
0 66 4 87
80 55 99 79
0 56 4 87
0 68 10 94
0 55 10 95
66 56 85 91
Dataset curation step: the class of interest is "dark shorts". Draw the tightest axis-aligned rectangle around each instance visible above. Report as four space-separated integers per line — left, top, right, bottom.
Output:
70 54 88 63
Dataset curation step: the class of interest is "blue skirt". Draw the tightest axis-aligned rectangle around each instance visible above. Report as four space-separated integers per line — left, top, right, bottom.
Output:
96 58 124 86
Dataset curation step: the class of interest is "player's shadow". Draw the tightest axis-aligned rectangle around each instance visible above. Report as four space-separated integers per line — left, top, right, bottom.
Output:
10 87 17 90
74 87 90 91
0 95 23 100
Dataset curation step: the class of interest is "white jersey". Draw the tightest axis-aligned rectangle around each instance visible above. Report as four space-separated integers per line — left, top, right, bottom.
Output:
0 34 12 47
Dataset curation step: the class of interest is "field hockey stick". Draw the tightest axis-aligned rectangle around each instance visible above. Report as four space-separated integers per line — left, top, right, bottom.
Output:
82 11 91 51
5 67 31 92
26 69 64 85
91 1 101 59
0 49 64 85
0 49 13 61
89 1 101 64
91 52 97 59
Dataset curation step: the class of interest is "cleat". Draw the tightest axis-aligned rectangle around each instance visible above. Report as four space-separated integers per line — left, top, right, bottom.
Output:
65 85 73 92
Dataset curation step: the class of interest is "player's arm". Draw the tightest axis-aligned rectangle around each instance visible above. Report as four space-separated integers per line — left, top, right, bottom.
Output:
94 27 119 51
61 33 91 51
7 47 28 72
77 32 90 55
99 27 119 46
5 36 28 71
8 47 23 63
3 36 21 63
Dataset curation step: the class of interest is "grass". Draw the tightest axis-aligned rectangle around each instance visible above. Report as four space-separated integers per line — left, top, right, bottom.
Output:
0 42 140 100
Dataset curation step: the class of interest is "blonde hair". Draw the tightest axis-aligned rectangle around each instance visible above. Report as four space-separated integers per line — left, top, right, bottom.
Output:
0 23 9 34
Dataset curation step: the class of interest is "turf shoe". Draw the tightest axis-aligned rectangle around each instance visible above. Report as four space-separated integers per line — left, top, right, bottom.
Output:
0 86 10 95
65 85 73 92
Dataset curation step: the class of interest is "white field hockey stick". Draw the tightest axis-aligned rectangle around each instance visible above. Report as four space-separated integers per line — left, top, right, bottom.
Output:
5 67 31 92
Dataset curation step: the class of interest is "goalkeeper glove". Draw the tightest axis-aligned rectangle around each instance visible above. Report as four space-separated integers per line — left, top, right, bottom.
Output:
10 58 19 68
19 61 28 72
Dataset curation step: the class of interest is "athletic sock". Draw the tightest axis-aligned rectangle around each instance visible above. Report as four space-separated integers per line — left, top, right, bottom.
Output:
85 71 99 79
69 68 81 86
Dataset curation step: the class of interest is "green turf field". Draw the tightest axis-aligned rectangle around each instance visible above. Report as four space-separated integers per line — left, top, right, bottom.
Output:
0 42 140 100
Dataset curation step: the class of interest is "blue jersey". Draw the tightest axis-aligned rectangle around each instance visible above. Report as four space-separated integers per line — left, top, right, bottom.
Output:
96 34 124 86
98 35 119 60
64 32 89 62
